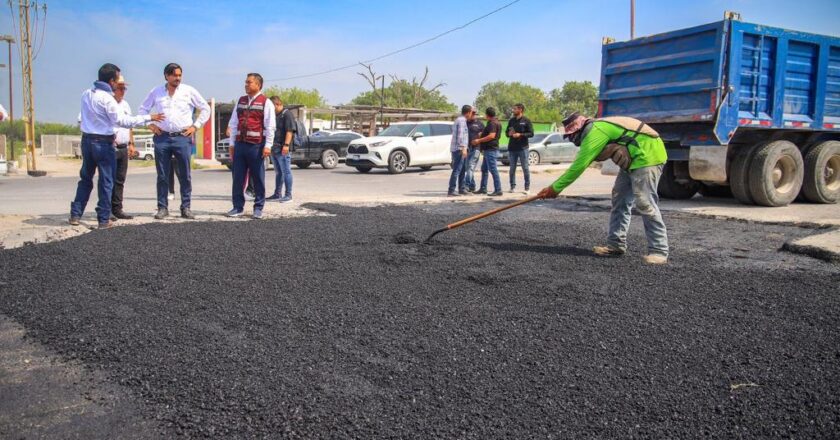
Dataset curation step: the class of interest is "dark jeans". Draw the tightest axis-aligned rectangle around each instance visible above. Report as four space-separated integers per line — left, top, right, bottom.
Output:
508 148 530 189
232 141 266 210
111 146 129 213
167 156 181 195
270 152 293 197
479 149 502 193
154 134 192 209
70 137 116 224
448 150 467 194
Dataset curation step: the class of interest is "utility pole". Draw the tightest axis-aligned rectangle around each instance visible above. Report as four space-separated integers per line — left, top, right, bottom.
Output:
378 75 384 134
17 0 44 176
0 35 13 163
630 0 635 39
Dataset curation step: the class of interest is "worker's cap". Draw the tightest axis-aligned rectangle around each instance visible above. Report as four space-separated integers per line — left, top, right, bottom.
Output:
562 112 581 127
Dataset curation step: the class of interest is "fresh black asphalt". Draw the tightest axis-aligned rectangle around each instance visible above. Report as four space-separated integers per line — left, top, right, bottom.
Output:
0 202 838 438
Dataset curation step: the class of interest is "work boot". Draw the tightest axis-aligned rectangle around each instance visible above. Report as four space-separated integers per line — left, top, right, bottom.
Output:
68 216 80 226
593 245 625 257
98 221 114 229
181 208 195 220
475 188 488 195
642 254 668 265
113 211 134 220
489 190 503 197
154 208 169 220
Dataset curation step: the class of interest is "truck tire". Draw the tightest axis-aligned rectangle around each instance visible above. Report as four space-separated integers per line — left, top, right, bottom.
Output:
320 150 339 169
801 140 840 203
388 150 408 174
748 140 803 207
295 161 312 169
657 161 699 199
698 183 731 198
144 154 153 161
355 166 372 173
729 143 762 205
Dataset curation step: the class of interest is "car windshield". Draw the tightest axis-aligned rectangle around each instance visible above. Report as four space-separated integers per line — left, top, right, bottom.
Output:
531 134 548 143
379 124 416 137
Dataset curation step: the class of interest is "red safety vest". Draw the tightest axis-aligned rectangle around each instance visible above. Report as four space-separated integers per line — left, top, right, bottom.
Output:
235 94 267 144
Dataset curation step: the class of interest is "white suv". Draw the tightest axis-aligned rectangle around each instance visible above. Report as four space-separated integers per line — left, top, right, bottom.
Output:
345 121 453 174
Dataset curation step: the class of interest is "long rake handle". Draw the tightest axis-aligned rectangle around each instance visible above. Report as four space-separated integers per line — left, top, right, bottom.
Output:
425 195 542 243
447 194 542 229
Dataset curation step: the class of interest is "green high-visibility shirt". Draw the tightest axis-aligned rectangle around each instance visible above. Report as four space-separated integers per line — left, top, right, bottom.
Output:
550 121 668 193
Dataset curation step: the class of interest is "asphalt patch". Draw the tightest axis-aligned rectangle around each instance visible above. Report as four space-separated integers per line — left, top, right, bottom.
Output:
1 202 839 438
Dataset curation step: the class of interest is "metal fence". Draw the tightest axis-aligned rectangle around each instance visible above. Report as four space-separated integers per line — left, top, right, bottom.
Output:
40 134 82 157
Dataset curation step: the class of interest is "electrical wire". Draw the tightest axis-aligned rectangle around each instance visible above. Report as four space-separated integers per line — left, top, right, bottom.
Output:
265 0 521 82
32 3 45 60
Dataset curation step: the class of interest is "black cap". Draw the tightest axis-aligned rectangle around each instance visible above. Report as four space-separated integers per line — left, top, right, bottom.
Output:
562 112 581 127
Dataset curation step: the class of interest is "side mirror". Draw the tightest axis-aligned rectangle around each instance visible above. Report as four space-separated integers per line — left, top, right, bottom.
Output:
412 132 425 139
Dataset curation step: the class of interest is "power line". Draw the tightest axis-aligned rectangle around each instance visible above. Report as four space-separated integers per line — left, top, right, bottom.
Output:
265 0 521 83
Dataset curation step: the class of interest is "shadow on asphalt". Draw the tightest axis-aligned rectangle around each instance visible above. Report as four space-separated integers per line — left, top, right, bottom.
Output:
478 241 594 257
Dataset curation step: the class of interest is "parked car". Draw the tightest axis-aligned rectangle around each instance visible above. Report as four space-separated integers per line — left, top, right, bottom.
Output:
132 138 156 161
345 121 454 174
499 133 578 166
291 131 363 169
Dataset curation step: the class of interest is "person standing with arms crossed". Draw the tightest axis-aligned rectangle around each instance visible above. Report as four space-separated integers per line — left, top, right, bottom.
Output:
71 63 163 228
110 74 136 220
139 63 210 220
506 103 534 194
226 73 275 219
267 96 296 203
447 105 472 196
465 107 485 193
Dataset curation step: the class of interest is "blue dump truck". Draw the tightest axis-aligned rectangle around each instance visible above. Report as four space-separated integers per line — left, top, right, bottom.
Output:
598 13 840 206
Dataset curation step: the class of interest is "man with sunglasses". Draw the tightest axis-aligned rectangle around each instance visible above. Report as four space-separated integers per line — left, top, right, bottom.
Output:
536 112 669 264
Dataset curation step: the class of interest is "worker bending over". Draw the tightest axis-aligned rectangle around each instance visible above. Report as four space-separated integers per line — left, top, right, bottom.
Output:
537 112 669 264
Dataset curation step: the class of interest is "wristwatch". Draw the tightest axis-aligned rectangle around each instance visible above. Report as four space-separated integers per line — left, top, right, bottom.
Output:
283 143 290 147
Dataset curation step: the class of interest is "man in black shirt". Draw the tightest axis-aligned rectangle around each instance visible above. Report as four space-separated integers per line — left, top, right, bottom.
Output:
472 107 503 196
505 103 534 194
465 108 485 192
268 96 296 202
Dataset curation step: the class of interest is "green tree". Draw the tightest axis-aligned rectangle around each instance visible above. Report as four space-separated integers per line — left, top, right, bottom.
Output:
351 80 455 112
548 81 599 118
263 86 327 109
474 81 550 120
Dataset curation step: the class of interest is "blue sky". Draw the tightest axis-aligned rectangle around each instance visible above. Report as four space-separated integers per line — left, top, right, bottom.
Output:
2 0 839 123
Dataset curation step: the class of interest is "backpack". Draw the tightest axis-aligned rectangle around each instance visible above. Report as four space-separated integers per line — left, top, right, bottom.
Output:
596 116 659 149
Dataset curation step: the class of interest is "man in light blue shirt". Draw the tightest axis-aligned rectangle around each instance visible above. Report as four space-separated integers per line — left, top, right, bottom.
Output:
71 63 164 228
448 105 472 196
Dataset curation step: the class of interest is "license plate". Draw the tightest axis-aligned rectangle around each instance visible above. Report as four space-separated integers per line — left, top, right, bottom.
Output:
353 155 360 160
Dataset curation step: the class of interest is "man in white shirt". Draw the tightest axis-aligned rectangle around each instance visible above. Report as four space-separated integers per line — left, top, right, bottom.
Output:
0 103 8 121
226 73 275 219
111 75 136 220
71 63 164 228
138 62 210 220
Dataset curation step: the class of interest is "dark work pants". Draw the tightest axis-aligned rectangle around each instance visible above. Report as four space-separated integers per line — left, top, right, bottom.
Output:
231 141 266 211
111 146 129 213
154 134 192 209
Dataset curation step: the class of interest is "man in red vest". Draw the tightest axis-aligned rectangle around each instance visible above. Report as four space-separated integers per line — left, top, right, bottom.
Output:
226 73 276 219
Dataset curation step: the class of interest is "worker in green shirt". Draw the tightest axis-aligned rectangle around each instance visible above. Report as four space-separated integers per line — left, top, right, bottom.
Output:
536 112 669 264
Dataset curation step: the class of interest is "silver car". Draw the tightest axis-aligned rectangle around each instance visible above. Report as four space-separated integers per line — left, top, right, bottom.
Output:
500 133 578 166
